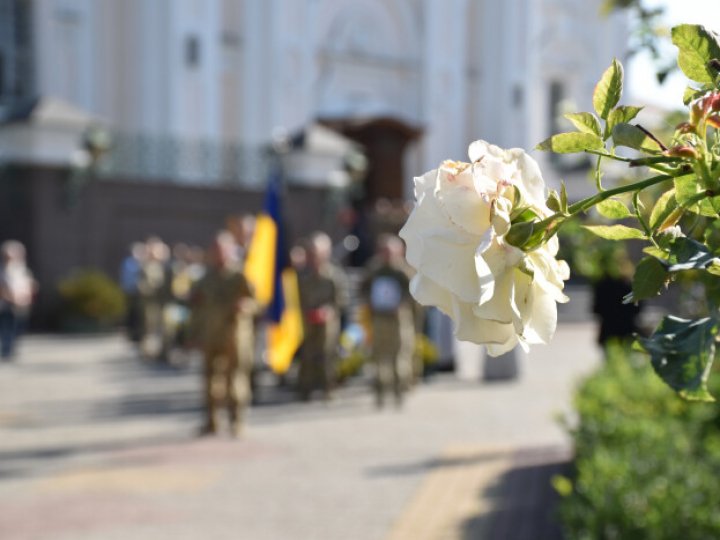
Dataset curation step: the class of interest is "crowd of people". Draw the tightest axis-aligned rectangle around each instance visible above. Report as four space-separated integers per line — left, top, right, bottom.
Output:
118 212 425 437
0 193 649 442
119 236 207 361
1 203 648 440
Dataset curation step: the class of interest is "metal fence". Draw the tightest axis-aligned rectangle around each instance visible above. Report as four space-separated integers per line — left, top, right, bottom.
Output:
97 131 272 188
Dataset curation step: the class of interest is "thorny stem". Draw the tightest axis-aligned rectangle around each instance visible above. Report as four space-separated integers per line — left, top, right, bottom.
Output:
697 157 716 190
594 154 603 191
583 148 680 176
567 173 674 215
533 173 675 235
584 148 633 162
636 124 668 152
632 191 654 246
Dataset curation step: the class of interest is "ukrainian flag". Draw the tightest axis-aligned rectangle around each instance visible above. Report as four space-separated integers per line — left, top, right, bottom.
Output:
244 170 303 374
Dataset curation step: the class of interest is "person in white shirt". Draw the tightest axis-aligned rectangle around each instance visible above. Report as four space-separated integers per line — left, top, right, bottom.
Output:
0 240 37 360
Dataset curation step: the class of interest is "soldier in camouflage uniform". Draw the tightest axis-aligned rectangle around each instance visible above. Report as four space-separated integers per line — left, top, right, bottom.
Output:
190 231 256 436
361 234 415 408
297 232 348 401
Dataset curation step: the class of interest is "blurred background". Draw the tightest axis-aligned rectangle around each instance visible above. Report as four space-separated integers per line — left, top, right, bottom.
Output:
0 0 629 327
0 1 718 539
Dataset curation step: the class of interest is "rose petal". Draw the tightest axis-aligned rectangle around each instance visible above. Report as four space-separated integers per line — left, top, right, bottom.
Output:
527 250 569 303
400 186 475 269
452 301 517 346
486 336 522 357
491 196 512 236
478 237 524 279
506 148 548 210
473 269 515 323
474 231 496 304
409 274 454 315
414 169 437 200
420 234 480 302
522 285 557 344
435 164 491 236
510 268 533 330
468 140 508 164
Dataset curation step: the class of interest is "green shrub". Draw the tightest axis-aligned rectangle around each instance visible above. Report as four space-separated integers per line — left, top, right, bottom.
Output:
559 344 720 539
57 269 126 328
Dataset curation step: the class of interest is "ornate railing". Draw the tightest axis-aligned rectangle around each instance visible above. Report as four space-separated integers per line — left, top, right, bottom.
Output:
96 131 272 188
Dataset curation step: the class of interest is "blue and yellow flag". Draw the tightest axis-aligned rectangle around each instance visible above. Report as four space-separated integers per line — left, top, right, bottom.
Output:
244 171 303 374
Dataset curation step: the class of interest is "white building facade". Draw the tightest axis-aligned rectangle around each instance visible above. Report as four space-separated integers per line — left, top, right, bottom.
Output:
0 0 627 195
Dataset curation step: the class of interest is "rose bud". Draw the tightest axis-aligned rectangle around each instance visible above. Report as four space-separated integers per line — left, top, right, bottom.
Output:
707 115 720 129
665 145 699 159
675 122 696 134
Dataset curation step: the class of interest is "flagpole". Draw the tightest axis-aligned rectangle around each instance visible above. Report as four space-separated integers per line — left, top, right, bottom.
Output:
269 128 291 192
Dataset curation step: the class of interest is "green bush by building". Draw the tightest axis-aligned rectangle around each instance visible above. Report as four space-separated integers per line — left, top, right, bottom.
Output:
558 345 720 539
57 269 126 331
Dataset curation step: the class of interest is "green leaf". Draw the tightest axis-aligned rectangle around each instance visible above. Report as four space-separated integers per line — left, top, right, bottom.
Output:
607 106 643 135
671 24 720 84
551 475 573 498
666 236 718 272
683 85 710 105
506 221 534 248
708 260 720 276
560 181 568 212
596 198 631 219
564 112 602 136
546 189 561 212
683 86 698 105
649 189 679 230
511 206 540 223
583 224 645 240
536 132 604 154
643 246 670 261
674 173 701 205
631 257 668 302
638 315 718 401
593 59 623 120
611 123 663 153
674 174 718 217
711 196 720 216
523 226 550 251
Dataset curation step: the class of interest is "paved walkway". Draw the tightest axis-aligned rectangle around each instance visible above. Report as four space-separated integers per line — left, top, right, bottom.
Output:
0 321 600 540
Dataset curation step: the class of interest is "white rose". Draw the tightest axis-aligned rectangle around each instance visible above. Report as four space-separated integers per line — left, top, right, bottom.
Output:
400 140 570 356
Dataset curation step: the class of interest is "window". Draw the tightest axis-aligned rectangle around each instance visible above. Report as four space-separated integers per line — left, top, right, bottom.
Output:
548 80 564 137
185 35 201 68
547 80 590 172
0 0 34 107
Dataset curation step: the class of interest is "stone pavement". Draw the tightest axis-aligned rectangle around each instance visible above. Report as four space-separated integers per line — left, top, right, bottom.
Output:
0 321 601 540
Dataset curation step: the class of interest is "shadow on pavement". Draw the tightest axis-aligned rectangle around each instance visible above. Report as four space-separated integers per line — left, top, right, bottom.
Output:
365 448 513 478
0 432 194 480
462 449 570 540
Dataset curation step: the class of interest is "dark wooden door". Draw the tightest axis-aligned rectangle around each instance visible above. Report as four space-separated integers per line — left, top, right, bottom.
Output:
321 117 422 202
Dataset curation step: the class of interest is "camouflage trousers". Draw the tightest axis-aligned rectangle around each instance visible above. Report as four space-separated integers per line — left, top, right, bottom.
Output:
203 334 253 433
371 313 415 408
298 318 339 401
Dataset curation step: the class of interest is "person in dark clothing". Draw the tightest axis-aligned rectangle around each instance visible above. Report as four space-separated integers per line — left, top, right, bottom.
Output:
591 249 642 347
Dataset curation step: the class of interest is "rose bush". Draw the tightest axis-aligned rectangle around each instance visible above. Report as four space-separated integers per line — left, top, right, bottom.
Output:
400 23 720 401
400 141 570 356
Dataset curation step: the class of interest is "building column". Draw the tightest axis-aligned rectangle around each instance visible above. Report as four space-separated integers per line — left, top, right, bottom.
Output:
240 0 273 145
421 0 468 170
163 0 221 141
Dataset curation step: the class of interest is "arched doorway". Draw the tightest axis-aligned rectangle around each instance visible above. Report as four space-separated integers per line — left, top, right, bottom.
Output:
320 116 422 267
320 116 422 202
